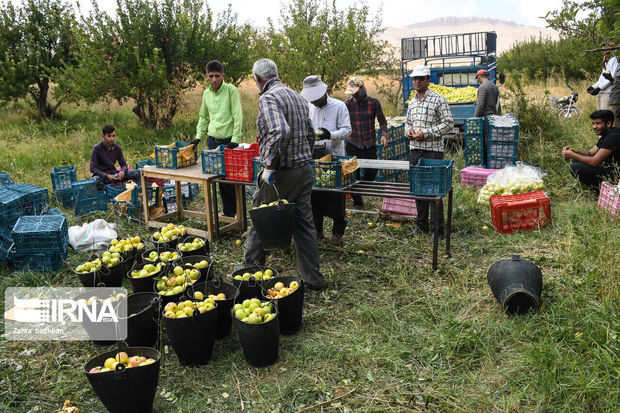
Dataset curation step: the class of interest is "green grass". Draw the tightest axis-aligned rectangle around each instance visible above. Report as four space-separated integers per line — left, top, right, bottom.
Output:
0 83 619 412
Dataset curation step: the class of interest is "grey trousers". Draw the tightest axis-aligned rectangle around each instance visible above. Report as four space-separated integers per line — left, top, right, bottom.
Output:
244 164 324 288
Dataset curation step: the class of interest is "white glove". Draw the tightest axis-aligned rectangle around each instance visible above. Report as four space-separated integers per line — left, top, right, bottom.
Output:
261 169 275 184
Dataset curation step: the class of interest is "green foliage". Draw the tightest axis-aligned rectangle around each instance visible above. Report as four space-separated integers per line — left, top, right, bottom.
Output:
498 36 599 81
263 0 386 91
544 0 620 46
0 0 79 119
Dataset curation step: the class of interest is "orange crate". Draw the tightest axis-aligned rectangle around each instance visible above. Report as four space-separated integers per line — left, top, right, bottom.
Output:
598 181 620 219
490 190 551 234
224 143 259 182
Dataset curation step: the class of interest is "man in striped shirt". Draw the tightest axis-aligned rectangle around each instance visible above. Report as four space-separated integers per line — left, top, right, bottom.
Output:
405 66 454 240
243 58 325 291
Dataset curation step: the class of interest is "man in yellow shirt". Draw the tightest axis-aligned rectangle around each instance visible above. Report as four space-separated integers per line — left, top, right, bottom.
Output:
193 60 243 217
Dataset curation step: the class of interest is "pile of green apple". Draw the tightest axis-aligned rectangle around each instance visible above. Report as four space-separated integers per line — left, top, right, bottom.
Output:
187 259 209 270
233 268 274 281
75 258 102 274
144 250 180 263
130 262 166 279
154 265 201 296
163 292 221 318
100 251 122 268
177 237 206 252
265 280 300 299
88 351 156 373
477 179 545 205
152 224 187 243
234 299 276 324
76 292 127 307
108 237 145 254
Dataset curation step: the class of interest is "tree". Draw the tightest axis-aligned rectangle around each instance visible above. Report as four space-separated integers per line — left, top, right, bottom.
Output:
263 0 387 91
544 0 620 46
0 0 79 119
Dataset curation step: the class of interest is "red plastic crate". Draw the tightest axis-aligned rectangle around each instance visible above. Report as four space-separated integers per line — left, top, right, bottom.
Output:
224 143 259 182
598 181 620 219
490 190 551 234
460 166 499 189
382 197 417 216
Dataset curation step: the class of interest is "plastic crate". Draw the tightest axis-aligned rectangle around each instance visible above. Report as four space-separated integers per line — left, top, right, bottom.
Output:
460 166 499 189
72 179 98 199
382 197 417 216
464 118 484 135
135 159 155 169
312 155 356 189
598 181 620 218
44 208 64 216
224 143 259 182
7 183 49 215
53 187 74 208
377 137 408 160
486 114 519 142
0 172 14 186
377 123 405 144
464 133 484 167
155 141 198 169
0 187 25 227
0 238 11 267
9 246 67 272
104 183 127 203
490 190 551 234
131 184 162 209
487 140 518 158
188 183 199 199
74 193 108 216
252 157 262 185
409 159 453 196
11 215 68 254
50 166 76 192
487 156 517 170
201 146 226 175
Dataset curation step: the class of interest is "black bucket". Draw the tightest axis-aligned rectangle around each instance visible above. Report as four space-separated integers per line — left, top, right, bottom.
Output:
83 346 160 413
162 303 218 365
176 234 210 258
229 266 279 301
150 234 180 251
173 255 212 284
262 276 304 335
249 200 296 250
127 262 169 293
75 289 127 346
153 279 189 306
120 245 144 273
192 279 239 339
487 255 543 315
233 302 280 367
76 264 123 288
118 292 161 348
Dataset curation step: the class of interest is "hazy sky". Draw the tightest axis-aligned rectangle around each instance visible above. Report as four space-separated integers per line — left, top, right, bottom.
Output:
74 0 564 28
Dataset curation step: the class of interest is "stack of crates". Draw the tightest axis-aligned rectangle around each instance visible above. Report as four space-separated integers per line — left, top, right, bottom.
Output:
374 123 409 183
464 118 485 167
0 172 15 186
9 214 68 271
7 183 49 216
72 179 107 216
486 114 519 169
50 166 77 208
128 183 163 219
161 182 200 213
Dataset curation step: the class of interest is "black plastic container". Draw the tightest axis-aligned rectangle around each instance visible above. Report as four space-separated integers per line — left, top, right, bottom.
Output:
150 233 180 251
75 289 127 346
192 279 239 339
248 201 296 250
262 276 304 335
162 303 218 365
119 292 161 348
487 255 543 315
120 245 144 273
83 346 161 413
229 266 279 301
233 302 279 367
175 234 209 257
127 262 169 293
76 263 123 288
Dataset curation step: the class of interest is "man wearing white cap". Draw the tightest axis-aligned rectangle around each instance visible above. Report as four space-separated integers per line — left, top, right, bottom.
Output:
474 69 500 117
406 65 454 241
301 75 352 246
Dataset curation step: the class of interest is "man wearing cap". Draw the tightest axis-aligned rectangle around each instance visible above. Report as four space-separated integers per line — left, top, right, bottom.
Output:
474 69 500 117
244 58 325 291
193 60 243 217
301 75 352 246
587 51 618 111
344 77 388 208
405 65 454 240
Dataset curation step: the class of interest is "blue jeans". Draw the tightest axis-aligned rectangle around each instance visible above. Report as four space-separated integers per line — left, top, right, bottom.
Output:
93 169 141 191
207 136 236 217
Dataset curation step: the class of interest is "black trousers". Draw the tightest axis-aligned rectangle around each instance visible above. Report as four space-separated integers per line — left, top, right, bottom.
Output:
408 149 444 233
311 191 347 236
346 141 377 205
569 161 617 189
207 136 236 217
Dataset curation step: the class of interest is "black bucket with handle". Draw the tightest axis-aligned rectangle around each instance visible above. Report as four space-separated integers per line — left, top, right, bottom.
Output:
233 300 279 367
487 255 543 315
176 234 209 257
229 266 278 301
248 184 296 250
127 261 169 293
191 279 239 339
262 276 304 335
118 292 161 348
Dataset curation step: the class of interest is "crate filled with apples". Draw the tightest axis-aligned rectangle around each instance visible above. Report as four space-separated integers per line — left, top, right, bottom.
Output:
233 298 276 324
265 280 300 299
88 351 156 373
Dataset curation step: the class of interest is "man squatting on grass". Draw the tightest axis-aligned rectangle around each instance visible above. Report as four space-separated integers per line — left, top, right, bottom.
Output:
562 109 620 191
243 58 325 291
90 125 141 190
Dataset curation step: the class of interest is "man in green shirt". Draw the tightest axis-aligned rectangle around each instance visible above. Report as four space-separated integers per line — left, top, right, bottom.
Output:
193 60 243 217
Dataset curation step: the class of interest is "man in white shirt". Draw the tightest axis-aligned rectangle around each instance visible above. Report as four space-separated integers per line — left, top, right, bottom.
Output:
301 75 352 246
587 51 618 111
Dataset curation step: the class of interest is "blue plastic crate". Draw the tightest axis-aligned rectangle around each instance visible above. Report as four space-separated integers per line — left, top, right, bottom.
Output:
0 238 10 267
135 159 155 169
53 187 74 208
104 183 128 203
75 193 108 216
377 137 408 160
465 133 485 167
487 156 517 170
50 166 76 192
486 114 519 142
131 184 162 208
487 140 518 159
72 179 98 200
9 246 67 272
377 123 405 144
155 141 198 169
409 158 453 196
252 157 262 184
0 172 15 186
312 155 356 189
0 225 12 242
0 187 26 226
44 208 64 216
188 183 199 199
11 215 68 254
7 183 49 215
464 118 484 135
201 146 226 175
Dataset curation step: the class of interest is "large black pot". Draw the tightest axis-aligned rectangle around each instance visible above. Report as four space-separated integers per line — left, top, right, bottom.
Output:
487 255 542 315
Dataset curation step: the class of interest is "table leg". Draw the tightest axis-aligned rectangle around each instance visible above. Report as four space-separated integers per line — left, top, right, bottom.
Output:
211 181 220 240
432 199 439 271
235 184 243 229
175 180 182 220
446 189 452 257
140 172 149 223
242 185 248 231
204 180 215 242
